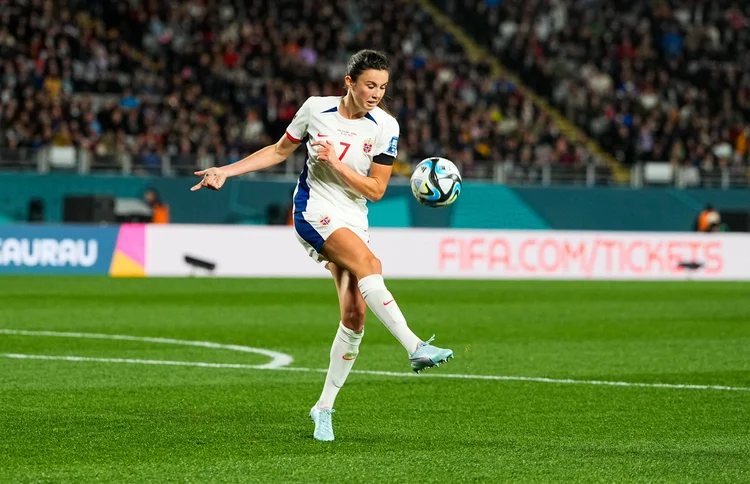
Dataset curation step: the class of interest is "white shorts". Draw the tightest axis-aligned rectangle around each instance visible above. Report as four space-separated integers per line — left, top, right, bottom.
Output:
293 208 369 264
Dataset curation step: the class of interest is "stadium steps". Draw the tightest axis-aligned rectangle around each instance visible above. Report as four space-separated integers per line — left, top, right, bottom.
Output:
417 0 631 185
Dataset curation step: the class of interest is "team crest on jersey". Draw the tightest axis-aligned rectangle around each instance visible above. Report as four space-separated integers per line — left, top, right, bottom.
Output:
363 138 374 154
320 216 331 226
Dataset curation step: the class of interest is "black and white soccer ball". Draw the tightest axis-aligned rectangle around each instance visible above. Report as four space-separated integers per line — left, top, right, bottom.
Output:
410 157 462 208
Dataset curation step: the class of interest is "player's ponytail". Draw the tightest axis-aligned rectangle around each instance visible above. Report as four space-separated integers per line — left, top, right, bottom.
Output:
346 49 394 116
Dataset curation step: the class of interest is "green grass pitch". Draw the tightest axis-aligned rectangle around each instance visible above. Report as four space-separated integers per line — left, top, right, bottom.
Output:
1 277 749 483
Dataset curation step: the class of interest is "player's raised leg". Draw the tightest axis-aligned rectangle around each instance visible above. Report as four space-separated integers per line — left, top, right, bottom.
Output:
321 228 453 372
310 263 365 441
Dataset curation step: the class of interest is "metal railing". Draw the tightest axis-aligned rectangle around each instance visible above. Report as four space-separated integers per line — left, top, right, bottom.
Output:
0 147 308 179
491 162 614 187
630 163 750 189
2 148 749 189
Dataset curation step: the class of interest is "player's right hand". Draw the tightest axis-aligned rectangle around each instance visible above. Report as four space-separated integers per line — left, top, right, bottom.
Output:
191 167 227 191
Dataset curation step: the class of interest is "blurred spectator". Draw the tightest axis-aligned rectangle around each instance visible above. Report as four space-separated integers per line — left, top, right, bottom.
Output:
243 109 268 151
144 188 169 224
695 203 721 232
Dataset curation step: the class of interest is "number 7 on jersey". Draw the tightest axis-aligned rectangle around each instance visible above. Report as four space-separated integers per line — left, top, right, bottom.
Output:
338 142 351 161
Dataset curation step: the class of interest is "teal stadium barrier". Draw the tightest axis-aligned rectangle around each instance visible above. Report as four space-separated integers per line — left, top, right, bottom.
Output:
1 173 748 230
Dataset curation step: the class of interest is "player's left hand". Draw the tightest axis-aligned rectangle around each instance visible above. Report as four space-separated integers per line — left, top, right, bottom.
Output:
311 141 341 170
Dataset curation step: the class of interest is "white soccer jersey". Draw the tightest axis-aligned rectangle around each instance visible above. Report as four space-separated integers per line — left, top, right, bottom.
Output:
286 96 400 229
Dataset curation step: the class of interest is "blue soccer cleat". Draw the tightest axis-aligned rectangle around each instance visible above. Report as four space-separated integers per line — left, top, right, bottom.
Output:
409 335 454 373
309 406 335 442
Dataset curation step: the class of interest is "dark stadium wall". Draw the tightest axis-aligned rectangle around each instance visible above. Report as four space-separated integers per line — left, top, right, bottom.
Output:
0 174 455 227
510 187 750 232
511 187 699 232
0 174 239 225
0 174 746 231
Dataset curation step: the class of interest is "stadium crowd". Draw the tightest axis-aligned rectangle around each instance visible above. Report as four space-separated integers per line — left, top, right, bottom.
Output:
438 0 750 179
0 0 589 178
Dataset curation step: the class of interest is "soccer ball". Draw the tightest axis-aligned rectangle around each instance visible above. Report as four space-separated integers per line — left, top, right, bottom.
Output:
410 157 462 208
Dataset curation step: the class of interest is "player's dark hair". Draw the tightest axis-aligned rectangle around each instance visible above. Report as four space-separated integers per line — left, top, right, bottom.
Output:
346 49 393 116
347 49 390 79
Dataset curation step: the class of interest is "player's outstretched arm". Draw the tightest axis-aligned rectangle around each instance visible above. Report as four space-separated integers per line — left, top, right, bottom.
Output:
191 134 301 191
312 140 392 202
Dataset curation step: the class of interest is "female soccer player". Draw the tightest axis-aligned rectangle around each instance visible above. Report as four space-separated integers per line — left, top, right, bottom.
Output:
191 50 453 442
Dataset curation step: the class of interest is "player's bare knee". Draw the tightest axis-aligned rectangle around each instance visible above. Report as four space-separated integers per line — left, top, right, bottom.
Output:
366 256 382 276
352 255 381 280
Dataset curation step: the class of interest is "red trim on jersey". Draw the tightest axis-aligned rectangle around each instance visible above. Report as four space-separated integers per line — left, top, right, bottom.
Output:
285 131 302 143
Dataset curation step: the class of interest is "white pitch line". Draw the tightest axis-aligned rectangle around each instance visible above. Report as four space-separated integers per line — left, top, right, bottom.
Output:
1 353 289 371
344 368 750 392
3 353 750 393
0 329 292 369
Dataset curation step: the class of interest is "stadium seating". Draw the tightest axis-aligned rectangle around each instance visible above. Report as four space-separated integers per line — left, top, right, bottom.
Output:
435 0 750 187
0 0 583 180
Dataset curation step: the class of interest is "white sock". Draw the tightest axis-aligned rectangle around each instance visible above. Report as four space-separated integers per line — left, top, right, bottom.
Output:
358 274 422 353
317 322 363 409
